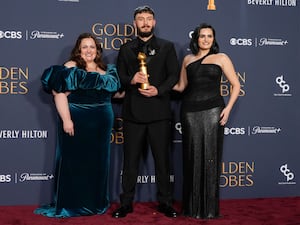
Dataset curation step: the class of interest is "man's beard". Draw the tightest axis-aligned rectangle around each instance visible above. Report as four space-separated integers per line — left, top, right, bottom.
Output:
137 27 154 38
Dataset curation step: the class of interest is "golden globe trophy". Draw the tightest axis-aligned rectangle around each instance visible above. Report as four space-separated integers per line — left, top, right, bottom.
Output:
207 0 216 10
137 52 150 89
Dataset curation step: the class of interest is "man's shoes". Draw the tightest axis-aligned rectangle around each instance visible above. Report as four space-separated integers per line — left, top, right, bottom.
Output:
157 203 178 218
112 205 133 218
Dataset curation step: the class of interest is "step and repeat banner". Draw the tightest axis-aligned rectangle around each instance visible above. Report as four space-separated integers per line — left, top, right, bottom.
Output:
0 0 299 205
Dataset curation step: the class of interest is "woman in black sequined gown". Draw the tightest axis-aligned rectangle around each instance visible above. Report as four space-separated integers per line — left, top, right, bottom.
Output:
173 23 240 219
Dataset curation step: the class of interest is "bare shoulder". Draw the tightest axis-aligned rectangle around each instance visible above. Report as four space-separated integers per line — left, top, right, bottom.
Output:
217 53 231 61
184 54 194 61
183 54 196 66
213 53 233 66
64 60 77 68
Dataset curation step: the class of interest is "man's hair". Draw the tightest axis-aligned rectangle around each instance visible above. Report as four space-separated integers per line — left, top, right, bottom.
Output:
134 5 155 18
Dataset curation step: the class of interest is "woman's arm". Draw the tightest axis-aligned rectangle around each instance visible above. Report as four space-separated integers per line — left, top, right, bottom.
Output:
52 60 76 136
113 91 125 98
219 53 241 126
53 90 74 136
173 55 189 92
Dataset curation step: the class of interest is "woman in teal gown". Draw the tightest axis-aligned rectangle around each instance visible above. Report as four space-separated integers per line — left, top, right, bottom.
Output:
34 33 120 218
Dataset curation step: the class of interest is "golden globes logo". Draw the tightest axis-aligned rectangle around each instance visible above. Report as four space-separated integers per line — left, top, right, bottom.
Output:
221 72 246 97
0 66 28 94
92 23 137 50
111 117 124 144
220 161 255 187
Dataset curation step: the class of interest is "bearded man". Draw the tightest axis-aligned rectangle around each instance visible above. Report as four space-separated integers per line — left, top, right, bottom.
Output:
112 5 179 219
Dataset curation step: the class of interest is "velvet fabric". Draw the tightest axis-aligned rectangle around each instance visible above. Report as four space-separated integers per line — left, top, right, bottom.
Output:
34 64 120 218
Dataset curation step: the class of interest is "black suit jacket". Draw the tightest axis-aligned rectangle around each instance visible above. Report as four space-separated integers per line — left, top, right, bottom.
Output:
117 36 179 123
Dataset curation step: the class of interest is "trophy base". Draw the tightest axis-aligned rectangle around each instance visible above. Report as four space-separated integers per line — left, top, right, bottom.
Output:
140 83 149 90
207 5 216 10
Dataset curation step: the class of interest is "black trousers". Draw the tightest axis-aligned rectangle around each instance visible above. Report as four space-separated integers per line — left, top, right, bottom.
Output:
120 119 173 206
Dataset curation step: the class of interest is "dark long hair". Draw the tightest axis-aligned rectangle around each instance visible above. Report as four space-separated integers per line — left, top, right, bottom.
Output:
69 33 107 70
189 23 219 55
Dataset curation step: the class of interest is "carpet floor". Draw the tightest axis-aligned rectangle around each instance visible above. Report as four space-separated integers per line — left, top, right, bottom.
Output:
0 197 299 225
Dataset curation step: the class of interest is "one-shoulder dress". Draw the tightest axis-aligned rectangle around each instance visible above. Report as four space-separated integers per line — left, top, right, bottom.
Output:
34 64 120 218
180 56 225 219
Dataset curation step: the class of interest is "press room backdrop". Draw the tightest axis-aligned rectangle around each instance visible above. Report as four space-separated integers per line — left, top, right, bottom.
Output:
0 0 299 205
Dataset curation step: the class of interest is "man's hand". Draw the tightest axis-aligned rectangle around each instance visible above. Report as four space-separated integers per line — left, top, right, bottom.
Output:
138 85 158 97
131 71 148 85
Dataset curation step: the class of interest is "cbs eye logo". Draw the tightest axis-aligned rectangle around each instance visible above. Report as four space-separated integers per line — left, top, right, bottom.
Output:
224 127 245 135
0 174 11 183
0 30 22 39
230 38 252 46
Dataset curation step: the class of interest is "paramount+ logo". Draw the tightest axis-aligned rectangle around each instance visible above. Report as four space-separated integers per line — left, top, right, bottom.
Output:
0 30 22 39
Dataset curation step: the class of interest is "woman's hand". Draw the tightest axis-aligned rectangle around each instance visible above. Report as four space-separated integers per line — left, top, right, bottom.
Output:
220 107 231 126
63 119 74 136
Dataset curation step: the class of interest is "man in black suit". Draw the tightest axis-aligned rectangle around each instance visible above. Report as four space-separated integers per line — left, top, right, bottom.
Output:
112 5 179 218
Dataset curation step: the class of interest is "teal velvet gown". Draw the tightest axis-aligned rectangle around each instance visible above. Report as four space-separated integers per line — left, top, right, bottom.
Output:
34 64 120 218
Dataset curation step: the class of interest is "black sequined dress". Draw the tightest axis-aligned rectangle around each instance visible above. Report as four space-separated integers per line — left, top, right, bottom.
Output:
181 55 225 219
